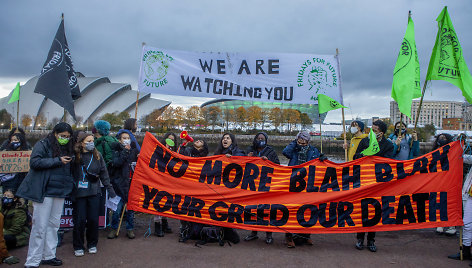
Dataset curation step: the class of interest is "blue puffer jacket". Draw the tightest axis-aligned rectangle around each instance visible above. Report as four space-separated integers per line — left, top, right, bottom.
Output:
282 140 320 166
16 138 74 203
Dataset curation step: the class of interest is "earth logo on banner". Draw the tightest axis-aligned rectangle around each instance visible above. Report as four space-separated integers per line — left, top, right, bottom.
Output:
297 57 338 101
142 50 174 88
439 27 461 74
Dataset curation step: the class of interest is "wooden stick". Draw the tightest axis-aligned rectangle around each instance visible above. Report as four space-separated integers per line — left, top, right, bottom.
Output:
342 107 347 161
135 42 146 120
319 113 322 153
116 203 127 236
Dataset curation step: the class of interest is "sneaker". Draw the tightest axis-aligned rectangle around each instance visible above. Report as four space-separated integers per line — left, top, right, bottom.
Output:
244 232 258 241
74 250 84 257
286 238 295 248
107 229 117 239
40 257 63 266
88 247 97 254
445 227 457 236
355 239 364 250
436 227 444 234
367 240 377 252
265 236 274 245
127 230 136 239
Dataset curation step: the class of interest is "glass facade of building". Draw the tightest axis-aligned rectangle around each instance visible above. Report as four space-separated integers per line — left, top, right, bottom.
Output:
200 99 326 124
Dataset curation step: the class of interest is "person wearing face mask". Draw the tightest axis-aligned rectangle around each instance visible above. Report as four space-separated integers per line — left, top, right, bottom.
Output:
282 131 325 248
430 133 456 236
17 122 75 267
107 131 139 240
71 132 116 257
0 133 31 193
93 120 119 171
1 190 30 251
388 121 420 161
343 121 368 161
121 118 141 152
353 120 394 253
151 132 179 237
244 132 279 244
0 127 31 151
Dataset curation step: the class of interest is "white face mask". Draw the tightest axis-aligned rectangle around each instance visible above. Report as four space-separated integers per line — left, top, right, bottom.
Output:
122 139 131 146
350 127 358 134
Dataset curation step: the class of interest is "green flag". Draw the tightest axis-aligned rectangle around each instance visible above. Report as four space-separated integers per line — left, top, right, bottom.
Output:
361 129 380 156
8 82 20 104
317 94 347 114
426 6 472 103
391 15 421 118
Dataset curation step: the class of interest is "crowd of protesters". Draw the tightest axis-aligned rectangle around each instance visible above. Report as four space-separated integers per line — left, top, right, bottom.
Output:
0 118 469 266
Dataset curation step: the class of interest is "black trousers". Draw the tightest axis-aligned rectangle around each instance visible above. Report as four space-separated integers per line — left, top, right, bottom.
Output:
73 195 100 250
356 232 375 242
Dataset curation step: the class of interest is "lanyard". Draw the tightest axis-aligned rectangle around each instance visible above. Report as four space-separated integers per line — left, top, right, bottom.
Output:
81 154 94 181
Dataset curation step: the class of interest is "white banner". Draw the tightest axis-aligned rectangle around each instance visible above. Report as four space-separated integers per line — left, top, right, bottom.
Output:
138 46 343 105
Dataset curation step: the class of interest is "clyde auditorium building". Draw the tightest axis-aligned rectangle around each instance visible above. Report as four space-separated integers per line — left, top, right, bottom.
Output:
0 72 171 128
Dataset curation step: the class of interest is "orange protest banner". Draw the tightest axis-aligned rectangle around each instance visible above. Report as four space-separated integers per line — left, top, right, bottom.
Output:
128 132 463 233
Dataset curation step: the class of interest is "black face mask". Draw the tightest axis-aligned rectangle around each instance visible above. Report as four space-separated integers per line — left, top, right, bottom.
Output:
2 197 14 208
437 140 448 147
395 129 406 136
256 140 266 149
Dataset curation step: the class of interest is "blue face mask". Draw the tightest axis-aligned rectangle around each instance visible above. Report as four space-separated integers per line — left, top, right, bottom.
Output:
2 197 14 207
11 142 21 149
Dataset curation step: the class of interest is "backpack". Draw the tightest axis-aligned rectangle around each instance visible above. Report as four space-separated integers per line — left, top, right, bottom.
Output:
95 136 119 167
179 222 239 246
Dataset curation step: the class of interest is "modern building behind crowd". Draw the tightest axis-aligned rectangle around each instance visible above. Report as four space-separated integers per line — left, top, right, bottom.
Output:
390 100 464 128
200 99 327 125
0 72 171 129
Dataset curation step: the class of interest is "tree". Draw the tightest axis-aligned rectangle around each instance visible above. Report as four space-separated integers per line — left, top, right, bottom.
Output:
300 113 312 130
100 112 121 126
283 109 301 132
222 108 235 131
34 113 48 129
269 107 283 132
173 106 186 129
260 108 269 130
117 111 131 125
185 106 201 130
247 106 262 129
234 106 247 130
146 109 163 130
202 106 221 132
21 114 32 129
0 109 12 129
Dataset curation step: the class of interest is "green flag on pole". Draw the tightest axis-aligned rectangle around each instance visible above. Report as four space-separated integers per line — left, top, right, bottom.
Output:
391 15 421 118
426 6 472 103
361 129 380 156
317 93 347 114
8 82 20 104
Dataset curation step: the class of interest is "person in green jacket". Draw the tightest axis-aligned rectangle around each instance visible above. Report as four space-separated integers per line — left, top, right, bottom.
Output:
2 190 30 250
92 120 119 169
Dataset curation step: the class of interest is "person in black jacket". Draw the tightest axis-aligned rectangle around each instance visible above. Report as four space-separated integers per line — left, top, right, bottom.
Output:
1 132 31 193
353 119 394 253
244 132 279 244
0 128 30 151
154 132 178 237
17 122 75 268
214 133 245 157
71 132 116 257
107 130 139 239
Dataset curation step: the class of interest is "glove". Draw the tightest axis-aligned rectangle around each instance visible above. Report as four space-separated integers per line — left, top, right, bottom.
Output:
3 256 19 265
318 154 328 162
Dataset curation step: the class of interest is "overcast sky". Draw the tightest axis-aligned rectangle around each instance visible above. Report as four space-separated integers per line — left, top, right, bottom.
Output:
1 0 471 123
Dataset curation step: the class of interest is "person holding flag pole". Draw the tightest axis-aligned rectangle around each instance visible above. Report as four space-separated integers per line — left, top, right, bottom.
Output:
353 120 394 252
317 93 347 155
421 6 472 263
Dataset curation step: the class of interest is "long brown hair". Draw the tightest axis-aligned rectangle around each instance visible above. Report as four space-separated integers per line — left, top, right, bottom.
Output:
74 132 101 164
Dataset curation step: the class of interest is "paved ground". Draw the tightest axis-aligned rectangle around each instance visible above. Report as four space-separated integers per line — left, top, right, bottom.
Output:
7 214 468 268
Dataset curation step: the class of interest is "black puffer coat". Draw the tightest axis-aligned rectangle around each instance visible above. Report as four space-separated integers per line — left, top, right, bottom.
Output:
108 142 139 202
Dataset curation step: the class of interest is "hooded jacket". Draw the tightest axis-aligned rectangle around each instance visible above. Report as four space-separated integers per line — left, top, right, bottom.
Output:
248 132 280 164
2 202 30 248
348 133 368 161
108 142 139 201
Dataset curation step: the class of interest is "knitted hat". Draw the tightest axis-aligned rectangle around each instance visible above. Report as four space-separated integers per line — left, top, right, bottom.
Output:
296 131 311 141
354 120 365 132
94 120 111 136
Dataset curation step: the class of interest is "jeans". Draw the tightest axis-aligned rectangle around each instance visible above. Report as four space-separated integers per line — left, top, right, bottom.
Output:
111 199 134 230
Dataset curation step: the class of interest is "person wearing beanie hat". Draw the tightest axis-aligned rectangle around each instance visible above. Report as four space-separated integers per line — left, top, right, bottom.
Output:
244 132 280 245
71 132 116 257
282 131 323 248
93 120 119 169
343 121 368 161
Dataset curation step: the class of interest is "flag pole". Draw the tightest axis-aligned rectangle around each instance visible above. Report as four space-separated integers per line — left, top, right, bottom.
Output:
17 88 20 128
336 48 348 161
319 113 323 153
135 42 145 120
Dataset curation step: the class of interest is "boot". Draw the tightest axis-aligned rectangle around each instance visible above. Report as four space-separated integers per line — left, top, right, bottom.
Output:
448 245 471 260
162 218 172 233
154 222 164 237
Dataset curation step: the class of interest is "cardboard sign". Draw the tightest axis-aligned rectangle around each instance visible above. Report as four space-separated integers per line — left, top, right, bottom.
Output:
0 151 31 173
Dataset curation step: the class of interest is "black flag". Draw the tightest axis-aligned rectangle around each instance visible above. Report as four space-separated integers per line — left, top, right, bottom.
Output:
34 17 81 120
